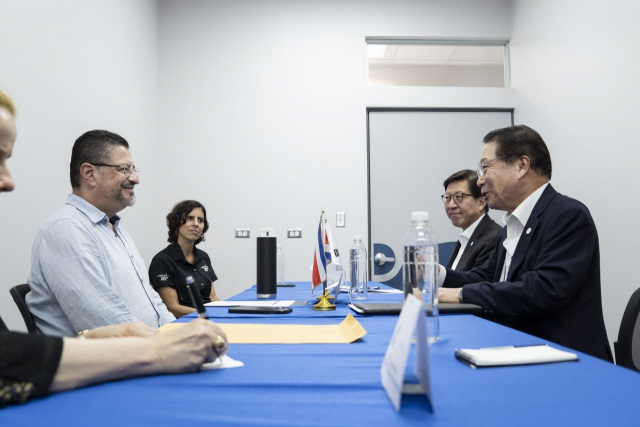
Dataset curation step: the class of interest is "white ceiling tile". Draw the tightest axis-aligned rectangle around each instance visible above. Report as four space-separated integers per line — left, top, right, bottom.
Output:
389 59 448 65
384 45 398 59
449 46 504 61
393 45 457 61
447 60 504 66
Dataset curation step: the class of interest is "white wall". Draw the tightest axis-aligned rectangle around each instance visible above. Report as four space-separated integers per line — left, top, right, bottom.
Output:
1 0 514 331
154 0 513 300
0 0 630 357
0 0 159 331
509 0 640 351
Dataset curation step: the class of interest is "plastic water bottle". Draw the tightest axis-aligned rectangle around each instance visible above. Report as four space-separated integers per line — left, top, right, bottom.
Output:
276 245 285 285
349 235 368 300
402 211 439 343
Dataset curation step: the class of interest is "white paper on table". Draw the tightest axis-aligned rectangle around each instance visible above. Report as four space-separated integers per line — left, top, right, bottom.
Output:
339 286 402 294
201 355 244 370
204 300 295 307
370 288 403 294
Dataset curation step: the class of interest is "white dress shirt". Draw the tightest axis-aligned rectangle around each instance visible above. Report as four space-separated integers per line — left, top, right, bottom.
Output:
499 183 549 281
27 194 175 336
450 213 487 270
438 183 549 286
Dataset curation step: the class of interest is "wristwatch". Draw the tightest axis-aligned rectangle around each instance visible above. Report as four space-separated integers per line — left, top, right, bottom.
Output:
458 288 464 304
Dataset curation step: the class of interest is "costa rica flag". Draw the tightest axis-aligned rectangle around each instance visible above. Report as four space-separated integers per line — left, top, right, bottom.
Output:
311 214 327 288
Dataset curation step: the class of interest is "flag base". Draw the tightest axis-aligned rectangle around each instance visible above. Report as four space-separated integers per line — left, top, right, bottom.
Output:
313 291 336 311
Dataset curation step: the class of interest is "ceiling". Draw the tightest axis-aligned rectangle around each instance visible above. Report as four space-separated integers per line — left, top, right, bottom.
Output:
368 45 504 66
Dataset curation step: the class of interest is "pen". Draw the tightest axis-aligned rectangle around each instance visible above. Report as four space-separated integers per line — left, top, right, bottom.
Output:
187 276 227 361
186 276 209 319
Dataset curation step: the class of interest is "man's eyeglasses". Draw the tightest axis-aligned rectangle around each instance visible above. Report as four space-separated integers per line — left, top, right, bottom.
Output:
91 163 140 176
441 193 473 204
476 155 508 177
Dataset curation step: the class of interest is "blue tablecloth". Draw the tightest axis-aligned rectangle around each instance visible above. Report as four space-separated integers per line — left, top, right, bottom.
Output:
180 282 404 320
2 282 640 426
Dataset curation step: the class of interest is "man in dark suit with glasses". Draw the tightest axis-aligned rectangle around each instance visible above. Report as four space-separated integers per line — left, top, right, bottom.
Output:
438 125 612 362
441 169 502 271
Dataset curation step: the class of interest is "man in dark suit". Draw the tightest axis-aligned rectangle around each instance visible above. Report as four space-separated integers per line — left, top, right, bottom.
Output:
438 125 612 361
442 169 502 271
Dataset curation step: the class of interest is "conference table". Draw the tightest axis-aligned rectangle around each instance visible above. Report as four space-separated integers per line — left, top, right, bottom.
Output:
2 282 640 426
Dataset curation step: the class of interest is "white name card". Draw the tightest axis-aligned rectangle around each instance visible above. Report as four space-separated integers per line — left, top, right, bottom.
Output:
380 294 433 412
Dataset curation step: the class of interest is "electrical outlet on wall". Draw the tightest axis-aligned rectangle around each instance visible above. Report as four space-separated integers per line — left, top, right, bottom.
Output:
235 229 250 238
288 229 302 238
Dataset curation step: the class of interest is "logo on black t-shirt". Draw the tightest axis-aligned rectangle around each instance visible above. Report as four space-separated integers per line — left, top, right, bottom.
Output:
200 265 209 272
157 274 169 281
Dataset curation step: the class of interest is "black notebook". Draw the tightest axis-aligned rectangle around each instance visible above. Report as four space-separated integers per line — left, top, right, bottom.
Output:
349 302 485 315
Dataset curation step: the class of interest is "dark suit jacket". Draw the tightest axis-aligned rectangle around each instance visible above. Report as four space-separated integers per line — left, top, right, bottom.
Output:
447 214 502 271
443 185 612 361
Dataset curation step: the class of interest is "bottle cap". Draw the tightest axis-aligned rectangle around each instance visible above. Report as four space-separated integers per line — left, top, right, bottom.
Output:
411 211 429 222
354 234 362 241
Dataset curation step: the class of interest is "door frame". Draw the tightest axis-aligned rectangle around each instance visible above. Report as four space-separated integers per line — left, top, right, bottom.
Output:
366 107 515 280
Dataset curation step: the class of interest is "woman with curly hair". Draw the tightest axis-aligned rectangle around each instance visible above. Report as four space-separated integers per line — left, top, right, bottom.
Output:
149 200 220 317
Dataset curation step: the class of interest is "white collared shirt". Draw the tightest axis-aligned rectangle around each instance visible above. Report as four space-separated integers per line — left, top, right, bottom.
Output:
451 213 487 270
437 183 550 287
26 194 176 336
499 183 549 281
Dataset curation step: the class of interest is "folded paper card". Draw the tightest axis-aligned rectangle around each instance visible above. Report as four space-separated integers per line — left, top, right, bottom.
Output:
380 294 433 412
158 314 367 344
455 344 578 368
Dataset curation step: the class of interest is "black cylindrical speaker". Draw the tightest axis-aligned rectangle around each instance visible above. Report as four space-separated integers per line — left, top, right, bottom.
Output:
257 237 277 299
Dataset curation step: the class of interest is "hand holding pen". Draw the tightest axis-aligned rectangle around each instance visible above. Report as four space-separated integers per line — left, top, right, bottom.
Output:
186 276 228 359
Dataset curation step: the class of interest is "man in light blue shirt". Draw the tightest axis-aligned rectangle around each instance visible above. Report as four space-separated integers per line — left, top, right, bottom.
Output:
27 130 175 336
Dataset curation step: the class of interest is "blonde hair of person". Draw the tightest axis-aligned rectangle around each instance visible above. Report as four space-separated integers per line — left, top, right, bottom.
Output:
0 89 16 116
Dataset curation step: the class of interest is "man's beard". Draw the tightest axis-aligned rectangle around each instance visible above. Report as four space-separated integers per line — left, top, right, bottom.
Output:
110 185 136 208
